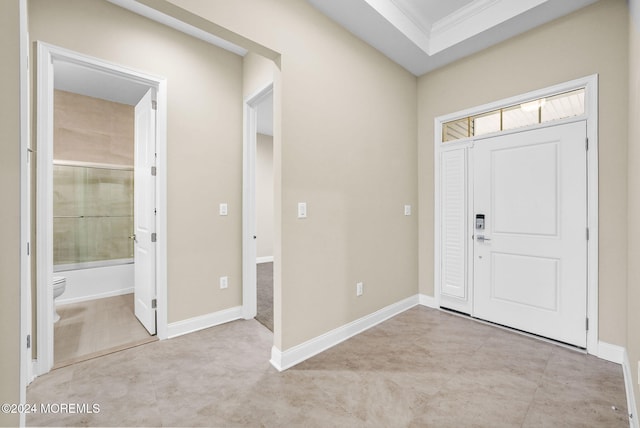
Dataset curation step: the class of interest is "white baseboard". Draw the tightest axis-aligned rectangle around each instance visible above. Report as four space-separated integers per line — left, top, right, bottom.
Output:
270 294 419 371
167 305 243 339
623 349 639 428
418 294 437 308
598 341 625 364
256 256 274 264
57 287 134 306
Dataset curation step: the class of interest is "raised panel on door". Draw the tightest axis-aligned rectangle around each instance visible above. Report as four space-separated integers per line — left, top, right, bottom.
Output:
492 142 559 237
473 121 587 347
491 253 559 311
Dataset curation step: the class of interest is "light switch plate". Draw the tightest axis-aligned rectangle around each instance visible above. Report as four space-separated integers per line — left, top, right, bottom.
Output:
298 202 307 219
219 203 228 216
220 276 228 289
404 205 412 216
356 282 363 296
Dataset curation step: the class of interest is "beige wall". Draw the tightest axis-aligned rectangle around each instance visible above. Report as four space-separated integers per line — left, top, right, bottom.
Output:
628 0 640 414
418 0 630 346
242 52 275 99
170 0 419 350
30 0 244 323
54 90 134 165
0 0 21 425
256 133 274 259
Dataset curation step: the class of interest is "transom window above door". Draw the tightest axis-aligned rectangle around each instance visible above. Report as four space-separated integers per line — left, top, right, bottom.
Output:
442 88 585 142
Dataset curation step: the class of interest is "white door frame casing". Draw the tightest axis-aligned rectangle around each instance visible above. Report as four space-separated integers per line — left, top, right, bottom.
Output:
34 42 169 376
19 0 30 425
242 82 274 320
433 74 599 354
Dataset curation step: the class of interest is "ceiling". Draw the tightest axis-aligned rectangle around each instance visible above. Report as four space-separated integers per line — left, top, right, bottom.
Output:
54 60 150 106
306 0 598 76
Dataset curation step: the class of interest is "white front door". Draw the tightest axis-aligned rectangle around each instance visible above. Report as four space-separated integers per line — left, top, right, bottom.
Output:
134 89 157 335
473 121 587 347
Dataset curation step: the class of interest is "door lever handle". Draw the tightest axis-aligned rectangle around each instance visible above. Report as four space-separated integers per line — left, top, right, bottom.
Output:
129 234 137 243
476 235 491 242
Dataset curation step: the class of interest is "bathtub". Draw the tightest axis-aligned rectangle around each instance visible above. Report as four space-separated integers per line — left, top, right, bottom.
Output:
54 259 134 305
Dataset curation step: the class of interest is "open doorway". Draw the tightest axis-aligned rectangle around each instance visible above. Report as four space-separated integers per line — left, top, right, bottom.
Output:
35 43 168 375
242 83 274 331
254 93 274 331
50 86 157 368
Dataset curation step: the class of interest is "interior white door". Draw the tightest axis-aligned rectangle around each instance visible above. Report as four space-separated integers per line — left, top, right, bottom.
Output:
134 89 157 335
473 121 587 347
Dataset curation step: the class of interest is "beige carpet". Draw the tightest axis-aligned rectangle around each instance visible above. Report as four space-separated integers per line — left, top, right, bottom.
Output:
54 293 156 368
28 306 628 427
255 262 273 331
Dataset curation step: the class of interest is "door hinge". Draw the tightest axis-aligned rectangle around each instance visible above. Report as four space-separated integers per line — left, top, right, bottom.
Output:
151 100 157 110
151 298 157 309
586 228 590 240
151 166 157 176
26 334 31 349
27 242 30 256
585 137 589 151
151 232 157 243
586 318 589 331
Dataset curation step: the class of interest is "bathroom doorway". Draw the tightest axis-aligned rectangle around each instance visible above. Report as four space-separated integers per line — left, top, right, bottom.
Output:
35 43 168 375
50 88 155 368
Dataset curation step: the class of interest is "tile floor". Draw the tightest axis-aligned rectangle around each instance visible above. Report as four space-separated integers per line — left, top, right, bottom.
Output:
54 293 156 368
28 306 629 427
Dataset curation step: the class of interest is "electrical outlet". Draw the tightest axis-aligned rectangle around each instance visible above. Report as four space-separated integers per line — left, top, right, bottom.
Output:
356 282 363 297
220 276 228 289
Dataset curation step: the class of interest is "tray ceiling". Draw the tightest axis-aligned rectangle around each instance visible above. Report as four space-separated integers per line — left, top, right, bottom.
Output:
307 0 599 75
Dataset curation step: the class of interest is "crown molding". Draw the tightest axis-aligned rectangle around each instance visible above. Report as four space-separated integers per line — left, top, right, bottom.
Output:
363 0 431 54
107 0 248 56
429 0 549 54
363 0 551 56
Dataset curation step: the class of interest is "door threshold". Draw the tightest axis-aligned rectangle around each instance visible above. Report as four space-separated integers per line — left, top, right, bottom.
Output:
52 336 158 370
438 306 587 354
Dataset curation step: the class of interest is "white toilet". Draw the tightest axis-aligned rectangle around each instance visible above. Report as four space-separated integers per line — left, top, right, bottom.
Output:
52 276 66 323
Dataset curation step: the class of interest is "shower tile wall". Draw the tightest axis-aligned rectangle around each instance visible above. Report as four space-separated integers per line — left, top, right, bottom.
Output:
54 90 134 165
53 90 134 266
